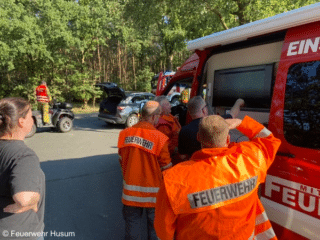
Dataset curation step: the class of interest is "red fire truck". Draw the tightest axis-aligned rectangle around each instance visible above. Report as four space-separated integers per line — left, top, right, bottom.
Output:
156 3 320 239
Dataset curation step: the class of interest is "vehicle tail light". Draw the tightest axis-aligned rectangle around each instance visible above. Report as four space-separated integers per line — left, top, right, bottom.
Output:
117 106 126 112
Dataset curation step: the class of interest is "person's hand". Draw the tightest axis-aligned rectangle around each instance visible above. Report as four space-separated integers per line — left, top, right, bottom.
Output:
235 98 245 107
229 99 245 118
225 118 242 130
3 203 38 214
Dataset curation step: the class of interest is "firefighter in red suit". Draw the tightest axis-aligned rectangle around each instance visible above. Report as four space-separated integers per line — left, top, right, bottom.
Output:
35 81 51 124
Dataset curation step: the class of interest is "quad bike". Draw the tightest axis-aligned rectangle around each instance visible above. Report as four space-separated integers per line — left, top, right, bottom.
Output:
26 102 75 138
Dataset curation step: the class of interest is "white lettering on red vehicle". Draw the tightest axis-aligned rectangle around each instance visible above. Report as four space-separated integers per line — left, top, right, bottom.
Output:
287 37 320 56
265 175 320 218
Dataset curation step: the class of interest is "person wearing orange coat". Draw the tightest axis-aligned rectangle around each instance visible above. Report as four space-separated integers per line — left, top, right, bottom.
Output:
155 96 181 165
118 101 172 240
154 115 281 240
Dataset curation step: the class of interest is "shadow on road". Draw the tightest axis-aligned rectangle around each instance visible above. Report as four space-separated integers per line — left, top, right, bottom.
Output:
72 113 125 133
41 154 124 240
29 113 124 136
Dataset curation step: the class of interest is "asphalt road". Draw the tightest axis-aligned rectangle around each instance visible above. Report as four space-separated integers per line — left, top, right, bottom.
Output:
25 113 126 240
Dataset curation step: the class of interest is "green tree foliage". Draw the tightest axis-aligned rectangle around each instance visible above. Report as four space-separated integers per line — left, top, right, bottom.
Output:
0 0 317 106
136 68 155 92
124 0 189 71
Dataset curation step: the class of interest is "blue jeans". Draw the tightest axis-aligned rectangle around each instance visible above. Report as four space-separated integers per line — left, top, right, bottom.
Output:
122 205 157 240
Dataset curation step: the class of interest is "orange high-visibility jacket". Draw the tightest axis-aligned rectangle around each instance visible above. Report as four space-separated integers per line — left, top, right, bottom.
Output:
118 121 172 208
36 85 50 102
156 114 181 154
154 116 281 240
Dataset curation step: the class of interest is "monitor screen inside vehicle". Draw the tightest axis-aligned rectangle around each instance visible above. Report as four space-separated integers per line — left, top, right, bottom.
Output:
212 64 274 109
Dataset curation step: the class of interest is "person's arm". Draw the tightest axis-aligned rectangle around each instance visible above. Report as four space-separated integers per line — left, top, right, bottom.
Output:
3 192 40 213
6 150 43 214
154 181 177 240
158 142 172 171
157 124 177 155
226 116 281 169
229 98 245 118
157 124 171 138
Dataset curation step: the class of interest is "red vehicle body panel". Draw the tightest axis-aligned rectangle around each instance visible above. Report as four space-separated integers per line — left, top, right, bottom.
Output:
156 53 199 96
156 71 175 95
262 21 320 239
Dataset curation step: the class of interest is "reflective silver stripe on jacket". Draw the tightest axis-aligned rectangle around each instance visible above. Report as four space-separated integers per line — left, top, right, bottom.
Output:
122 193 157 203
254 227 276 240
123 181 159 193
188 176 258 209
248 211 275 240
253 128 272 139
248 230 255 240
255 211 268 225
161 162 172 171
37 96 48 100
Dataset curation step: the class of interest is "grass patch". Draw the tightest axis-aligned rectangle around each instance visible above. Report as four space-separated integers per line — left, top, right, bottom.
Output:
72 103 99 114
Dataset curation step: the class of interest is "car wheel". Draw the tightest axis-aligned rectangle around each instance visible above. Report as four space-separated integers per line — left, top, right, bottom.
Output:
57 117 73 133
126 114 139 128
26 122 37 138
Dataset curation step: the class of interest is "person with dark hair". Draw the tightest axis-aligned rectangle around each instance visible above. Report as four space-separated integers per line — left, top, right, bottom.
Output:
118 101 172 240
35 81 51 124
0 97 46 240
154 115 281 240
178 96 244 162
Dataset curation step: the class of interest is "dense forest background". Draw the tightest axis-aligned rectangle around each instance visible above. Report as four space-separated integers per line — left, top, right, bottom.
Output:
0 0 317 107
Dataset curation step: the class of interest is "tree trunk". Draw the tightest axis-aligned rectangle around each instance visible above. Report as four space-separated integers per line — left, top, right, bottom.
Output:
105 58 109 82
92 96 96 108
97 43 102 83
83 99 88 108
105 48 109 82
81 50 85 68
81 50 86 108
132 54 136 90
117 40 122 85
123 44 127 85
103 57 106 83
212 8 229 30
205 3 229 30
166 53 173 72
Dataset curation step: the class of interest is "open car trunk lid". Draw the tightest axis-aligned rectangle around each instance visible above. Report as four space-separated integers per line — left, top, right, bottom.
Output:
97 82 126 115
96 82 126 99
